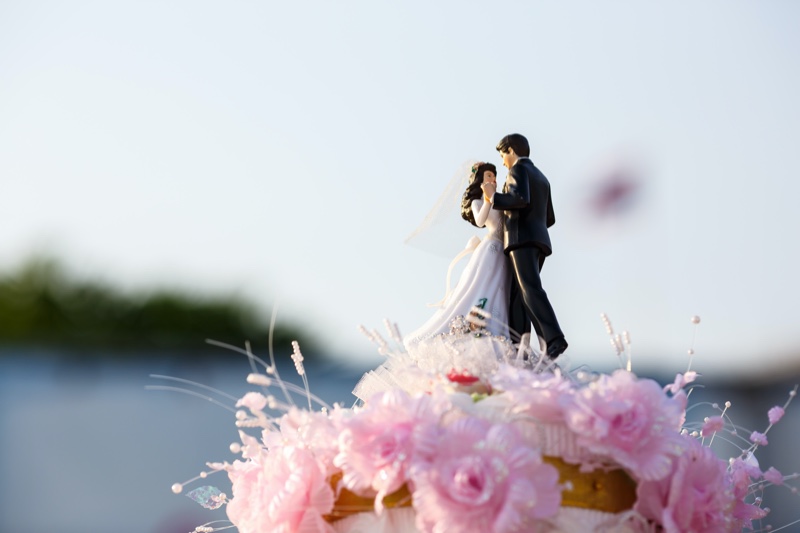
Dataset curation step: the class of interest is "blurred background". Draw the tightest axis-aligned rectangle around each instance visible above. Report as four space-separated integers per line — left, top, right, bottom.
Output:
1 1 799 531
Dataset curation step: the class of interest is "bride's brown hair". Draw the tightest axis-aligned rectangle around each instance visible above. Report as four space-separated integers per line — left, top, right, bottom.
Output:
460 162 497 227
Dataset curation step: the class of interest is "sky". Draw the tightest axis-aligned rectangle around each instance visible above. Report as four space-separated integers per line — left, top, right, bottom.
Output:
1 1 799 377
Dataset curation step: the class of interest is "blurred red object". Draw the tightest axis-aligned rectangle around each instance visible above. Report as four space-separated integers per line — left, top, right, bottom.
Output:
587 167 642 219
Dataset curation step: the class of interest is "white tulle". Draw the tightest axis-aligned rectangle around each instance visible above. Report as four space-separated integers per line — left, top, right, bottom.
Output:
404 200 510 350
404 159 480 258
352 333 519 403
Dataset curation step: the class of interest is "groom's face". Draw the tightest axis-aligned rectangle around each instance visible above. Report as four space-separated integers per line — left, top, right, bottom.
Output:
500 148 518 169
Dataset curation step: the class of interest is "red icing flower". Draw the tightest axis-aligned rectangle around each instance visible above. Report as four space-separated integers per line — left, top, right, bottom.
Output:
447 368 480 384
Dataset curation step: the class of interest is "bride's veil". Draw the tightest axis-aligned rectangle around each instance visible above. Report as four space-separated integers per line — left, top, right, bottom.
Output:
404 159 483 258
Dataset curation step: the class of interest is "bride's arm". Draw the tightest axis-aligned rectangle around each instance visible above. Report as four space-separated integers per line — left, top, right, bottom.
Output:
471 198 492 228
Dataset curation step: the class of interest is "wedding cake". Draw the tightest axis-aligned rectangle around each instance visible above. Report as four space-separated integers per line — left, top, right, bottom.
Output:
166 315 797 533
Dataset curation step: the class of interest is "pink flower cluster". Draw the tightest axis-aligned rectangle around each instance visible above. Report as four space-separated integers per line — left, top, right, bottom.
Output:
228 386 562 533
411 417 560 533
215 366 790 533
634 435 768 532
562 370 686 481
226 447 335 533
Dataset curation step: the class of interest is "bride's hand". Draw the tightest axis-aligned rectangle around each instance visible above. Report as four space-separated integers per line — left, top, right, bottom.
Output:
480 181 496 199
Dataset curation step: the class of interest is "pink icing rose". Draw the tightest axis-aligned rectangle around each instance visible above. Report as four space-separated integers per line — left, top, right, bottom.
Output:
227 446 335 533
409 417 561 533
262 407 341 476
225 459 263 531
563 370 685 481
635 435 738 532
489 366 573 424
333 389 440 509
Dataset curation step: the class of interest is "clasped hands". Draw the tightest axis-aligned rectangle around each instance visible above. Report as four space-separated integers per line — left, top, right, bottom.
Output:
480 181 496 202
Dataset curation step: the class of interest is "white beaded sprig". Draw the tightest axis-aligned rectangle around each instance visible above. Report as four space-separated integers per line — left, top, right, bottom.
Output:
383 318 404 346
169 465 224 495
291 341 305 376
702 400 732 446
359 324 393 356
160 334 334 510
746 385 799 454
291 340 313 409
687 315 701 372
600 313 631 371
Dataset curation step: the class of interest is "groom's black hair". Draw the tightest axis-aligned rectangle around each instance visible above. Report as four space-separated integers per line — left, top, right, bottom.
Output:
496 133 530 157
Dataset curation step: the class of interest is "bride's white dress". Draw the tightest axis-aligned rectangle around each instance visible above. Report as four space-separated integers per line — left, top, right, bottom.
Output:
403 198 510 350
352 199 514 403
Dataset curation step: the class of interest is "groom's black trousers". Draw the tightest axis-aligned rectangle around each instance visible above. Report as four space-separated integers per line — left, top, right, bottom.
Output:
508 246 564 344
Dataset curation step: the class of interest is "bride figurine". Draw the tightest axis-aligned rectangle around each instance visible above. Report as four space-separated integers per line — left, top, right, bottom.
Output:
403 162 511 351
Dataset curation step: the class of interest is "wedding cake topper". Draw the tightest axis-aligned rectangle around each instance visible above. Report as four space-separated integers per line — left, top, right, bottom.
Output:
406 134 567 358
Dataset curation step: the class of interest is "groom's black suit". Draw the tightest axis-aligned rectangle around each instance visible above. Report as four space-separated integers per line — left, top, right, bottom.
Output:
492 158 564 344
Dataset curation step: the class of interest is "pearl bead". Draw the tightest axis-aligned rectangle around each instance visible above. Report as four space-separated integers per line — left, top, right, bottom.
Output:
687 349 694 355
171 483 183 494
690 315 701 324
230 442 242 453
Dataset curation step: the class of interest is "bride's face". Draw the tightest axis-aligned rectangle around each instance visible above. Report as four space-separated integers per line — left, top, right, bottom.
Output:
482 170 497 185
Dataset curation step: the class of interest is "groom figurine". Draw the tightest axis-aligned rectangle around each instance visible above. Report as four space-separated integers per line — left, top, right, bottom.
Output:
481 133 568 359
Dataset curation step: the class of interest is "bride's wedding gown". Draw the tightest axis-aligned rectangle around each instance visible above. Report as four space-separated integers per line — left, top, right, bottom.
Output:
403 198 510 350
353 198 512 403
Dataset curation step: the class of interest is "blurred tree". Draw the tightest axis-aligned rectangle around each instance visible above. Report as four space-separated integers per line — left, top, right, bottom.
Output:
0 257 313 358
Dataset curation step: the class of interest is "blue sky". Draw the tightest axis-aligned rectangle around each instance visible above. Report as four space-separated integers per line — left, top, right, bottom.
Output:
2 1 799 376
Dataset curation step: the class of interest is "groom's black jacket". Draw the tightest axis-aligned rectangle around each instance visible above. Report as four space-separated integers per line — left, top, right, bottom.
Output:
492 158 556 256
